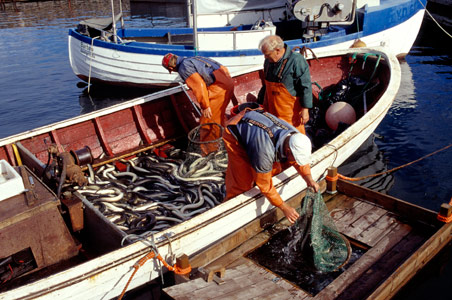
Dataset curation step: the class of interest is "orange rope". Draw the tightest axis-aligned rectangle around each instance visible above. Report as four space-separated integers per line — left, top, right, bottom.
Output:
337 143 452 182
437 214 452 223
437 198 452 223
325 174 339 182
117 251 191 300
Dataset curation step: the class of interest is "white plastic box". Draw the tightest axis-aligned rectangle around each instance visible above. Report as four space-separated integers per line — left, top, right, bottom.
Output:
0 160 25 201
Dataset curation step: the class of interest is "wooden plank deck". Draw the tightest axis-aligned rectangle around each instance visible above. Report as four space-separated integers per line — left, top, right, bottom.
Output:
164 257 311 300
163 187 438 299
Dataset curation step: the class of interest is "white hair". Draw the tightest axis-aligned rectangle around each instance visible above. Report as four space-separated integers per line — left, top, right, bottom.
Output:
258 35 284 52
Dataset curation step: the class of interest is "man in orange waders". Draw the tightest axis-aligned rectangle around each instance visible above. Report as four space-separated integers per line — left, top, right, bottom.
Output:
223 105 319 224
258 35 313 134
162 53 234 153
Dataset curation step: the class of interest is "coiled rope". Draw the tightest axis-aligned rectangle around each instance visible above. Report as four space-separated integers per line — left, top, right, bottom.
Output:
338 143 452 181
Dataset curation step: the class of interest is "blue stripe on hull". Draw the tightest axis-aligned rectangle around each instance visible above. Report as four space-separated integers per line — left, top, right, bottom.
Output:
69 0 426 57
363 0 426 34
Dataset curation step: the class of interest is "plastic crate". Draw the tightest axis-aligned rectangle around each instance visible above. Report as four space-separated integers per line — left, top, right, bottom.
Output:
0 160 25 201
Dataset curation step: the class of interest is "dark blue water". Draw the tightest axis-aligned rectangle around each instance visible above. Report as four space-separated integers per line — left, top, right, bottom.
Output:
0 1 451 299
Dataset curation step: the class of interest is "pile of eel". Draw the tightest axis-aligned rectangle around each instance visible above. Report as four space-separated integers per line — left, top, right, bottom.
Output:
72 149 227 239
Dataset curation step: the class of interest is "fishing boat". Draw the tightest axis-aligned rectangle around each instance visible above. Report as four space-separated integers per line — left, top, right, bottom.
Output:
68 0 426 88
1 47 401 299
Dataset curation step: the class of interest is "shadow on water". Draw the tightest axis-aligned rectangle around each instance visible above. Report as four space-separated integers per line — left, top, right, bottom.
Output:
338 134 395 193
78 84 158 115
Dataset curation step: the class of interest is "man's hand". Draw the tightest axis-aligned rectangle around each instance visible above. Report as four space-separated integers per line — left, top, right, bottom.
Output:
308 179 320 193
279 202 300 224
301 108 309 124
202 107 212 119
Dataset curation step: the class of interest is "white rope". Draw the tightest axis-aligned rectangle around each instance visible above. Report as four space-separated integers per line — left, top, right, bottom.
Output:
88 36 100 94
418 0 452 39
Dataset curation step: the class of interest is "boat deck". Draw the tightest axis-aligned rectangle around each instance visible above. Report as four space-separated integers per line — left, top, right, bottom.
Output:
163 180 452 300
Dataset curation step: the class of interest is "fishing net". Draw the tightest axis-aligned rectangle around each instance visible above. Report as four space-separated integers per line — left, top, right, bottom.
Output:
295 189 351 272
182 122 228 175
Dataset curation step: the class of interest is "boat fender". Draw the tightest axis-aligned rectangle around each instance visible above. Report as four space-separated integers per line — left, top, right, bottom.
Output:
350 39 367 48
325 101 356 130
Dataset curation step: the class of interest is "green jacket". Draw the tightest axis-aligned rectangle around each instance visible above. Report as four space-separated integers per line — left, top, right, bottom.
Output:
260 44 313 108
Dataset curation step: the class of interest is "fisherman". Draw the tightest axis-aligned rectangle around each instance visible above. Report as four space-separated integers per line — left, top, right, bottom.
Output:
258 35 313 134
161 53 234 129
223 104 320 224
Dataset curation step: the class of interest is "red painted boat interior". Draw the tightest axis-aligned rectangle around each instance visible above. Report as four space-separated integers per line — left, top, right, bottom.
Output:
0 53 389 169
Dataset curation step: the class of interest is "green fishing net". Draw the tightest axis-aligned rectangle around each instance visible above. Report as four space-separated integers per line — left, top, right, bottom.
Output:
295 189 351 272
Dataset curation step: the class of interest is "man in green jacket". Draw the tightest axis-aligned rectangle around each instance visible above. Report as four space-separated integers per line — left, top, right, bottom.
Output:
258 35 313 134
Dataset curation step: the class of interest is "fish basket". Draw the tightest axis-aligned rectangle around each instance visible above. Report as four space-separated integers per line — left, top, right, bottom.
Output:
187 122 225 155
185 122 227 173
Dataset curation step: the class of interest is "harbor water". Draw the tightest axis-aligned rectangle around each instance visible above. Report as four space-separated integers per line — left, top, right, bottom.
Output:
0 0 451 299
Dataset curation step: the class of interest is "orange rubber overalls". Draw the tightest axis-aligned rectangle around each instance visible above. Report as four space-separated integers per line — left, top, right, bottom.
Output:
186 65 234 127
223 109 312 206
263 79 306 134
186 65 234 153
262 55 307 134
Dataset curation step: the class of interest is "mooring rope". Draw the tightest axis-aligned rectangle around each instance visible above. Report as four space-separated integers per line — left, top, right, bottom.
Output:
418 0 452 39
338 143 452 181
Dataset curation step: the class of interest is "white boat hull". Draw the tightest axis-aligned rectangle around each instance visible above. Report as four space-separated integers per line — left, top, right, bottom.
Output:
68 0 423 87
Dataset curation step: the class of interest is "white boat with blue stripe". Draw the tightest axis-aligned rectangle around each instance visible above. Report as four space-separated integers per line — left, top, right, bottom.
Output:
68 0 426 88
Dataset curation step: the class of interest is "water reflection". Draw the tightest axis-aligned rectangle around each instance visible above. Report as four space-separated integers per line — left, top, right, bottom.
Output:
0 0 130 29
338 134 395 193
78 84 156 114
390 61 417 113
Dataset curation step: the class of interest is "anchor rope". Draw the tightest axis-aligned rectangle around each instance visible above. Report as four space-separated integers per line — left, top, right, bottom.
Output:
418 0 452 39
338 143 452 181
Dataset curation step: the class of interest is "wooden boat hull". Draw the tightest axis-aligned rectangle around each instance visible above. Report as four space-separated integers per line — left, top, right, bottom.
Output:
0 47 400 299
68 0 425 87
162 179 452 299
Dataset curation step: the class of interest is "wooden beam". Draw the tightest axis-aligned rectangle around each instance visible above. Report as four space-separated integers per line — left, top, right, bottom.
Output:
368 222 452 300
50 130 64 153
4 144 16 166
93 117 113 156
199 230 272 282
132 105 152 144
314 222 412 299
170 94 190 134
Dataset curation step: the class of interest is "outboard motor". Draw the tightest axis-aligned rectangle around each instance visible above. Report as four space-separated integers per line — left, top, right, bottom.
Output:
291 0 356 39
